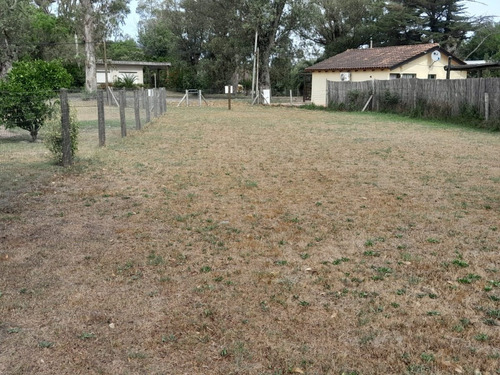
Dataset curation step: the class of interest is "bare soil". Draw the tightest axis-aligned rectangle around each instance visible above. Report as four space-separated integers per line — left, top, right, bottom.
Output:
0 103 499 375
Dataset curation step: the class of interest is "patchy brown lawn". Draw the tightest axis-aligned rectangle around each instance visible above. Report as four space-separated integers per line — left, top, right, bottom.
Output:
0 103 499 375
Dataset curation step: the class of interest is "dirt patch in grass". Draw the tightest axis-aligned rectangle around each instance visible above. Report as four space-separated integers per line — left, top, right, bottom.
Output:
1 103 499 374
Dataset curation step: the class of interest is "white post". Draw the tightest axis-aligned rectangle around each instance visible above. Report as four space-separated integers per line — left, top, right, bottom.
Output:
255 48 260 104
186 89 189 107
251 29 258 102
199 90 202 107
290 90 293 105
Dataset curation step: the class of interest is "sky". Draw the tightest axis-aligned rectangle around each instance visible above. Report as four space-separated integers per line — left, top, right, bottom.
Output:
121 0 500 41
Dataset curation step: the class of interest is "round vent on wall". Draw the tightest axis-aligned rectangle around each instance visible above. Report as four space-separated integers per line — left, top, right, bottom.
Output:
431 50 441 62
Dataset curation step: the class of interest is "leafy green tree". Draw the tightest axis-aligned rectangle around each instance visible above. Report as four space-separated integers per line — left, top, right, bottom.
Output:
374 0 473 51
0 0 37 77
372 0 423 46
29 9 75 62
0 60 72 141
137 0 310 92
458 21 500 77
245 0 310 90
100 39 145 61
137 0 178 60
459 21 500 61
306 0 383 57
56 0 130 92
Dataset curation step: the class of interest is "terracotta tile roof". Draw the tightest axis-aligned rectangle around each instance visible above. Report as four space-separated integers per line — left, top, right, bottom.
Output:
305 44 463 72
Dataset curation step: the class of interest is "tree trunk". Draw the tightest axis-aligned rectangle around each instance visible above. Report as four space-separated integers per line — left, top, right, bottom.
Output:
1 31 15 78
82 0 97 93
260 49 272 90
258 0 287 90
30 129 38 142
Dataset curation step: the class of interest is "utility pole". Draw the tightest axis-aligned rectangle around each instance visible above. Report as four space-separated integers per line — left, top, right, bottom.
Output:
251 30 258 103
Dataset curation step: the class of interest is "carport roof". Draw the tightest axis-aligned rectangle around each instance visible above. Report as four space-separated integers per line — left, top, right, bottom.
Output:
97 60 171 68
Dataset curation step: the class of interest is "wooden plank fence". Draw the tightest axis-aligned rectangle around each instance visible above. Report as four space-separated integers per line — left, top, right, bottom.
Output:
327 78 500 121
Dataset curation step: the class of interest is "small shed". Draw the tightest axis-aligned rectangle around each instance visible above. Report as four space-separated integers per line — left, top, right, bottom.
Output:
305 44 467 105
96 60 172 87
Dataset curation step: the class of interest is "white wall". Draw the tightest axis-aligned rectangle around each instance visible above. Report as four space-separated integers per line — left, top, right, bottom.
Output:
96 64 144 85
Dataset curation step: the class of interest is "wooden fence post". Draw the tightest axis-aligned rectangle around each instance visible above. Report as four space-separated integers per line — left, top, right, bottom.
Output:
325 80 329 107
59 89 72 167
485 92 490 121
159 87 164 114
165 88 168 112
134 90 141 130
97 90 106 147
145 90 151 123
120 88 127 137
154 88 159 118
160 87 166 113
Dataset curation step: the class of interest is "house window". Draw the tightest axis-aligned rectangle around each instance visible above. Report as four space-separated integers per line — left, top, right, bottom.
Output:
428 74 436 79
390 74 401 79
402 73 416 79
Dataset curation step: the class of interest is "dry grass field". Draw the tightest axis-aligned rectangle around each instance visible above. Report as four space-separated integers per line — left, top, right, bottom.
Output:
0 103 499 375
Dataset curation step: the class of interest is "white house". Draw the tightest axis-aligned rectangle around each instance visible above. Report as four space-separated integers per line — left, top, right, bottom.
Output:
96 60 171 86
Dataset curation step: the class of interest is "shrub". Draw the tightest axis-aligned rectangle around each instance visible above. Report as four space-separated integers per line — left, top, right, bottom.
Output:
113 74 138 89
43 106 79 165
379 90 400 113
0 60 72 141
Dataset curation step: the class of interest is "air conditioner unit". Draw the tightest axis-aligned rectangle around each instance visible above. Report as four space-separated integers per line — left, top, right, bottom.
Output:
340 72 351 81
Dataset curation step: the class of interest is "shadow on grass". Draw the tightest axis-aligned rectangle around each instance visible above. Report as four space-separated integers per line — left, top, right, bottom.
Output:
0 133 33 143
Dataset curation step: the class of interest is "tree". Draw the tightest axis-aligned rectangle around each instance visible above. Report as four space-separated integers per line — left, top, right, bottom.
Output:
0 60 72 141
374 0 473 51
29 8 75 62
458 21 500 77
0 0 37 77
138 0 252 90
306 0 383 57
137 0 311 92
56 0 130 92
459 21 500 61
99 39 145 61
1 0 79 78
244 0 309 90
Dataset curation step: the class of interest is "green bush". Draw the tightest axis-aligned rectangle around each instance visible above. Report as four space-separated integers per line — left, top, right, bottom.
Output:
0 60 72 141
379 90 400 113
113 74 138 89
43 106 79 165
